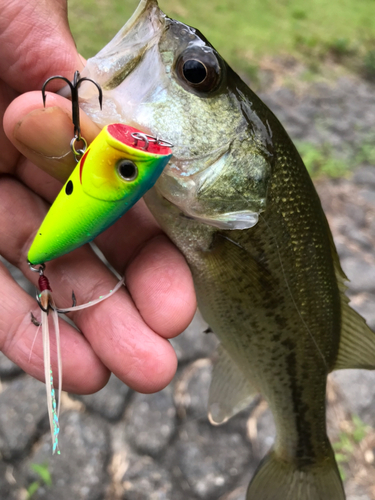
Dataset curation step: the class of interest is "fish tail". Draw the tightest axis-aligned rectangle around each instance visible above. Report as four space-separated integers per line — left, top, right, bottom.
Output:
246 447 345 500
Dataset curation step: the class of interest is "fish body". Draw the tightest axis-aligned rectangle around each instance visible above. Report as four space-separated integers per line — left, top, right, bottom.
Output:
74 1 375 498
27 123 172 264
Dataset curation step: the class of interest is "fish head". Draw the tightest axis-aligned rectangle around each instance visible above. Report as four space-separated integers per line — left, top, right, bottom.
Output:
77 0 274 230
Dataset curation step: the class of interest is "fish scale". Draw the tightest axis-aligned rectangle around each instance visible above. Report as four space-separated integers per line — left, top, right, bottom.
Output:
199 230 332 463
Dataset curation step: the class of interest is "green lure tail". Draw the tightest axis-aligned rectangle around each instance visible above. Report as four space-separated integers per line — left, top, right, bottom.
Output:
27 124 172 265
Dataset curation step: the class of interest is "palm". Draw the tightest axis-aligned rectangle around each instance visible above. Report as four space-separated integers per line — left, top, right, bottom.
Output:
0 0 196 394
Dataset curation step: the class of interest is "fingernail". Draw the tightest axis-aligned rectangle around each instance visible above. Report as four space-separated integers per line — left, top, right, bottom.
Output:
14 107 73 157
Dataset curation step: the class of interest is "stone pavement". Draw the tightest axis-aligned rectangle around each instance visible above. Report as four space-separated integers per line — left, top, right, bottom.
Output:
1 74 375 499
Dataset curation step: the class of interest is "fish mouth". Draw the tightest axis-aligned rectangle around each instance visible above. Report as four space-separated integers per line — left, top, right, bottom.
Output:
60 0 166 128
81 0 164 91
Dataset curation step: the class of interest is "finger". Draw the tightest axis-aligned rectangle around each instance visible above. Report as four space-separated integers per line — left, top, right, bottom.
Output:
0 81 20 174
0 176 178 393
4 91 101 182
94 203 197 337
0 261 110 394
0 0 82 92
124 233 197 337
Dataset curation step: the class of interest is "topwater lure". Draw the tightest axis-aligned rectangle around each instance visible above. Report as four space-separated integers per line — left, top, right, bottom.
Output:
27 123 173 264
27 71 173 454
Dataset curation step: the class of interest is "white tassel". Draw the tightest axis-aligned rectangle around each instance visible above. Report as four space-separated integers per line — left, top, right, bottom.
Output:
39 290 60 454
33 269 125 455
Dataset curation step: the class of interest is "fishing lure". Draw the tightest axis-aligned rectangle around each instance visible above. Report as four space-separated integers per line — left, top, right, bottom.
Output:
28 123 173 264
28 71 173 454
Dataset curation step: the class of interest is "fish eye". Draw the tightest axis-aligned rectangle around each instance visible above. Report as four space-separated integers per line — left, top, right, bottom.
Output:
182 59 207 84
176 48 222 94
117 160 138 181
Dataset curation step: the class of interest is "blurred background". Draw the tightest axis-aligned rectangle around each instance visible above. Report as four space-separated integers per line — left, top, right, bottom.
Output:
1 0 375 498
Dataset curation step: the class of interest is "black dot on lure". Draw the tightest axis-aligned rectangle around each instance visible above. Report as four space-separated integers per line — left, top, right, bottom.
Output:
65 180 73 195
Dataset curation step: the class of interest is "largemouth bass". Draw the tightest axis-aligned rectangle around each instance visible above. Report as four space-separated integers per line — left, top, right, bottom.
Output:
75 1 375 498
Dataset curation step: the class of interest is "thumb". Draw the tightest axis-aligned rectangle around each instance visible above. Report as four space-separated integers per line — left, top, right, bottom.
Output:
0 0 83 92
4 91 101 183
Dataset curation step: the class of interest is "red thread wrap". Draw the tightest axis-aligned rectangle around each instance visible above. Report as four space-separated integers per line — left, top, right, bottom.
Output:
38 275 52 292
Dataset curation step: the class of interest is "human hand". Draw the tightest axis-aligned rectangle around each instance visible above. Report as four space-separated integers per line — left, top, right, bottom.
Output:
0 0 196 394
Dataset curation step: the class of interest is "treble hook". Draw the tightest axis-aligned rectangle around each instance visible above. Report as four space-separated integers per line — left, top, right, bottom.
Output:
42 70 103 141
29 262 77 314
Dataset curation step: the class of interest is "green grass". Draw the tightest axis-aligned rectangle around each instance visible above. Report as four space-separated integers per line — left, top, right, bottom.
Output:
296 131 375 179
296 142 351 178
363 48 375 80
332 415 369 481
68 0 375 78
27 462 52 499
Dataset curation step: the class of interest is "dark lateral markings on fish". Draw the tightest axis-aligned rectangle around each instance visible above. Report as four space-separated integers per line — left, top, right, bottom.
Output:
75 1 375 499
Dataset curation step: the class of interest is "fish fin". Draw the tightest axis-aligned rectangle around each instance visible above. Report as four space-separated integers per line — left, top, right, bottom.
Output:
334 297 375 370
208 344 257 425
199 231 278 301
328 232 375 370
246 448 345 500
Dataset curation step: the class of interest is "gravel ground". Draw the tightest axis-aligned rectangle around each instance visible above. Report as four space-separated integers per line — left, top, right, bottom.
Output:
1 73 375 500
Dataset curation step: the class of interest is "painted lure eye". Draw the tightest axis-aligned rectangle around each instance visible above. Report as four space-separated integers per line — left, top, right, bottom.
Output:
176 47 222 94
117 160 138 181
